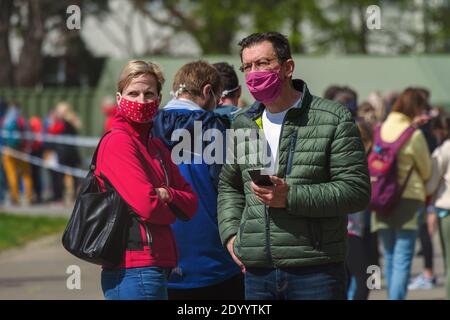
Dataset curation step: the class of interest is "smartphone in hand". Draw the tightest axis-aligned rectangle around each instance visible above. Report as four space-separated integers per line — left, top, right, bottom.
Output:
248 168 274 186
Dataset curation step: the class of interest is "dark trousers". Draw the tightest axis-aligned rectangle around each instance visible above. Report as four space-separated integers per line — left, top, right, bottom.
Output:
419 221 434 270
346 235 370 300
168 273 244 300
50 170 64 201
30 150 43 202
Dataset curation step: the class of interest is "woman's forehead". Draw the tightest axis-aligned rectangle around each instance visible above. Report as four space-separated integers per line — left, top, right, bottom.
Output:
126 74 157 90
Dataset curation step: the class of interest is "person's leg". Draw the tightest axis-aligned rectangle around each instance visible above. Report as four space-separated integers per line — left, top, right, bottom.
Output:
101 267 169 300
0 161 5 203
139 267 169 300
438 214 450 300
363 228 381 270
2 154 19 203
168 273 245 300
50 170 63 201
284 262 347 300
378 229 395 291
17 159 33 203
348 236 370 300
419 220 435 277
30 151 43 202
244 268 277 300
389 229 418 300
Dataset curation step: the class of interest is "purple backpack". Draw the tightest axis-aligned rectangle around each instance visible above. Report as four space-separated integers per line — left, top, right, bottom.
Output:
368 125 416 216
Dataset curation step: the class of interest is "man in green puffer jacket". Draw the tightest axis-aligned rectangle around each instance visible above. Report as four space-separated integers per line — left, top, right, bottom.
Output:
217 32 371 300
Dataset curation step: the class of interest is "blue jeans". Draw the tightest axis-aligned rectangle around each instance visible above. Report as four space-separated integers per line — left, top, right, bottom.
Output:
101 266 169 300
245 263 347 300
378 229 418 300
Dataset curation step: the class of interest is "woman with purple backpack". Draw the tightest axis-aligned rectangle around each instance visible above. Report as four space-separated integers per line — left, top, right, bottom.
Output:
370 88 432 300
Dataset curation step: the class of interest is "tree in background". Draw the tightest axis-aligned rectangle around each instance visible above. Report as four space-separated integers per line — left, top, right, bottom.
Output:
2 0 450 88
0 0 109 87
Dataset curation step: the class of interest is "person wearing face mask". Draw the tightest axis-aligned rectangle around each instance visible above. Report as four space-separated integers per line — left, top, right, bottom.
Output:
213 62 241 120
96 60 198 300
217 32 371 300
152 60 245 300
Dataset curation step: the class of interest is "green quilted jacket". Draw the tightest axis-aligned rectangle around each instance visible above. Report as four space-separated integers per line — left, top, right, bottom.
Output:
217 79 371 268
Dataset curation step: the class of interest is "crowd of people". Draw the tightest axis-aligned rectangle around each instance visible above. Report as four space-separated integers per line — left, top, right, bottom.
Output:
0 99 82 206
1 31 450 301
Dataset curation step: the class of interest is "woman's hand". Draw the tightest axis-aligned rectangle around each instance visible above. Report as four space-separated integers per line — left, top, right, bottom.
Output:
155 187 171 203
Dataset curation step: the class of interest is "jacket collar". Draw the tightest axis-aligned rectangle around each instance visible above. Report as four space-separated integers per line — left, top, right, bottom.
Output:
164 98 205 112
243 79 312 120
111 112 152 144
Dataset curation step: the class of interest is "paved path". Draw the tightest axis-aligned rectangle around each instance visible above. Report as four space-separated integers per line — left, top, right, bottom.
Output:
0 234 103 300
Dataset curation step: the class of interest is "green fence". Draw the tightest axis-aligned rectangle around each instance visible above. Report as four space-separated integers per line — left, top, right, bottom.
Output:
0 88 97 137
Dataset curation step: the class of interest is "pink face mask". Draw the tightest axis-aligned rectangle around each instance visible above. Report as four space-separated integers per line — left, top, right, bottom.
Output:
245 70 283 104
117 95 159 123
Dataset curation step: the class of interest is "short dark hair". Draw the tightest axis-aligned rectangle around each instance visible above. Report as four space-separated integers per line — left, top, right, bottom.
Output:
238 32 292 62
213 62 239 98
323 85 342 100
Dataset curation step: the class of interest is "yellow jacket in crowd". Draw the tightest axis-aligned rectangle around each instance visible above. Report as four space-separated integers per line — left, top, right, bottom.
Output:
380 112 432 201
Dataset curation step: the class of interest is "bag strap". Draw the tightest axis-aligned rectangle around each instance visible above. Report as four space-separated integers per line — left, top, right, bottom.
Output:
390 126 416 153
392 127 416 196
89 130 112 172
398 164 415 197
90 127 134 172
375 125 416 152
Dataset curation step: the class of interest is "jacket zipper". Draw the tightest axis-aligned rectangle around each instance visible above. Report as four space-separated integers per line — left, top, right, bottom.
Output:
158 158 170 186
264 205 273 265
286 131 297 176
141 220 153 256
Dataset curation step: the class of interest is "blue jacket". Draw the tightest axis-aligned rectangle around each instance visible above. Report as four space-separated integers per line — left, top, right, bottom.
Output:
152 98 241 289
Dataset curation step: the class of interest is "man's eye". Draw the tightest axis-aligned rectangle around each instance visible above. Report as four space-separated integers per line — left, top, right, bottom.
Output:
257 61 270 66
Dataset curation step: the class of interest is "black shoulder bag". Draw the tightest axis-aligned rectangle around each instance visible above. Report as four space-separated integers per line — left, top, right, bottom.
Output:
62 131 130 266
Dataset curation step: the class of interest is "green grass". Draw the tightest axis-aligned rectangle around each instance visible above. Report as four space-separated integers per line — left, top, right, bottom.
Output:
0 213 68 251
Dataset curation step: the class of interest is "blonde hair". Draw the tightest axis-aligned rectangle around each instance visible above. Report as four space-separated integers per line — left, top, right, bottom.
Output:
117 60 165 94
55 102 82 129
172 60 222 98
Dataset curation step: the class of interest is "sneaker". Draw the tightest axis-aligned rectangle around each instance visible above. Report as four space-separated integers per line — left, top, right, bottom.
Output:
408 274 436 290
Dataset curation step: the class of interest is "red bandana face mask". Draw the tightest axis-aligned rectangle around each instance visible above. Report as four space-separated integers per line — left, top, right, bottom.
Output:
117 94 160 123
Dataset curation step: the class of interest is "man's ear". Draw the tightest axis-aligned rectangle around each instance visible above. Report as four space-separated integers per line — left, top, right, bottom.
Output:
202 84 212 98
283 59 295 78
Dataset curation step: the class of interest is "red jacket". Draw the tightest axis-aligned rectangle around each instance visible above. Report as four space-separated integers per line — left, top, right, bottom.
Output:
95 113 198 269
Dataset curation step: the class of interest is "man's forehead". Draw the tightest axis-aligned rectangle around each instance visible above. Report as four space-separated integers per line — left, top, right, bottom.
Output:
242 41 276 61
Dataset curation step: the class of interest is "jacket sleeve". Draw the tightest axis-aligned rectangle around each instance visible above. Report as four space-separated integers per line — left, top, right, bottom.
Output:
164 150 198 221
426 145 448 196
286 117 371 218
98 133 176 224
217 162 245 247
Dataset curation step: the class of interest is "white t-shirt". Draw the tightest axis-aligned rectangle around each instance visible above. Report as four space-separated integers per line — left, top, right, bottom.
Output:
262 98 301 174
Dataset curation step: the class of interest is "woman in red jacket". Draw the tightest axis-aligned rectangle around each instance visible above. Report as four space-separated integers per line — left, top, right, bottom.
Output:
96 60 198 300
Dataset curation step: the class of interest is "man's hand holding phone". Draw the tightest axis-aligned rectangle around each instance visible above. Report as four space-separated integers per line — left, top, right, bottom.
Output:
249 169 288 208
